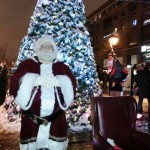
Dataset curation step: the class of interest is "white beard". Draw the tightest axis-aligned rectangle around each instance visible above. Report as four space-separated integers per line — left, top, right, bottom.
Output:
36 51 57 63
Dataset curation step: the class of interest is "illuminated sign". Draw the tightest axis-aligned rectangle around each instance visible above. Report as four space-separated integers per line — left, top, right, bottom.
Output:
143 19 150 25
132 19 137 26
141 45 150 52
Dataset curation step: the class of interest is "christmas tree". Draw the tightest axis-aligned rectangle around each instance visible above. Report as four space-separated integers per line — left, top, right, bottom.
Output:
13 0 101 132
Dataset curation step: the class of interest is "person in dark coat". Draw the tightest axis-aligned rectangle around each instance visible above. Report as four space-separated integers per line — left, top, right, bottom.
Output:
0 63 8 105
96 65 103 82
102 70 108 93
134 63 150 120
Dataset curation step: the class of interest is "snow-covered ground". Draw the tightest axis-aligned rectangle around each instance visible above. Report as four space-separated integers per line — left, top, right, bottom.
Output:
0 103 92 134
0 94 92 134
0 104 20 134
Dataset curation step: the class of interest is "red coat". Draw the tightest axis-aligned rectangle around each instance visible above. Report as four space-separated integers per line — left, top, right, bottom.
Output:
10 58 76 143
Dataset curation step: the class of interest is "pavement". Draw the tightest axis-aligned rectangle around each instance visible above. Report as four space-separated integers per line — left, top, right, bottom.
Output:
103 90 149 113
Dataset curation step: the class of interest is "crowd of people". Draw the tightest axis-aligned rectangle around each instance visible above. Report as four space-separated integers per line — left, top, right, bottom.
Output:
97 59 150 121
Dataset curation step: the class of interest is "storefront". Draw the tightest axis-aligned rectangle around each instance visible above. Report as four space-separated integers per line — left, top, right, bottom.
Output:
141 45 150 62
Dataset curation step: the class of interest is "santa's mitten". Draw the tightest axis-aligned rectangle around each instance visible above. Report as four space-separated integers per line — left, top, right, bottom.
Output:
35 74 60 88
46 75 60 88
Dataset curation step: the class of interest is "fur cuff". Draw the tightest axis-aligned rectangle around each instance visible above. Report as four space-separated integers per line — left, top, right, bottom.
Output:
56 75 74 110
15 73 39 110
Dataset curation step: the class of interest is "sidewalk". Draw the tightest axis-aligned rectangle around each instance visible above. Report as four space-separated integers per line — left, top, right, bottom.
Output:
68 131 92 150
103 90 148 113
124 91 148 113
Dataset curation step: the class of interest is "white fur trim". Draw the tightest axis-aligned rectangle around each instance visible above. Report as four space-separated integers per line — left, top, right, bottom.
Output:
20 142 36 150
36 123 51 149
15 73 39 110
56 75 74 110
19 137 68 150
40 86 55 117
36 63 55 149
47 138 68 150
40 63 55 117
40 63 52 75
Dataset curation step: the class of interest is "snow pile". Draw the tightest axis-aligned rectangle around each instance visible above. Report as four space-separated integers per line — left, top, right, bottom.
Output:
0 105 20 133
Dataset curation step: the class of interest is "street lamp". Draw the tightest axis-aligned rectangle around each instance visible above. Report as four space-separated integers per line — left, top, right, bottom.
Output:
107 28 119 73
108 28 119 56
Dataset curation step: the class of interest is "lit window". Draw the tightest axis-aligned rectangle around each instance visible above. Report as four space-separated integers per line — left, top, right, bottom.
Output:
132 19 137 26
143 19 150 26
141 45 146 52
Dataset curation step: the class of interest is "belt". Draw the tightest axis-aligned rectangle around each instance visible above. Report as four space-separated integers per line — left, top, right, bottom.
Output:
23 109 63 126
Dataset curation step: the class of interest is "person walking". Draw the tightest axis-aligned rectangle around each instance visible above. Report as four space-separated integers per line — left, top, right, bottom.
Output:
102 70 108 93
134 63 150 120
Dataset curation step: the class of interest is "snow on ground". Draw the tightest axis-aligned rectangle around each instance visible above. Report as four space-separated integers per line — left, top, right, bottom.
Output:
0 105 20 133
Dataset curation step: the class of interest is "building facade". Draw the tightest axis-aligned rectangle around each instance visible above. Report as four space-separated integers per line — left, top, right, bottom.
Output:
87 0 150 68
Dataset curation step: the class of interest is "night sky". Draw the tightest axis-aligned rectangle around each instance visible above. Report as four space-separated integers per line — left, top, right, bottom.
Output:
0 0 107 62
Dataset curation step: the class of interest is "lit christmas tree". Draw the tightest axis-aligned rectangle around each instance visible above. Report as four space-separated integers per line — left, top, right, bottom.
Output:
12 0 101 132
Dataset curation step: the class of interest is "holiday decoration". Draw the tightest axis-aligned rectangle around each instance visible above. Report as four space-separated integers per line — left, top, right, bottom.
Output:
10 0 101 132
107 55 113 74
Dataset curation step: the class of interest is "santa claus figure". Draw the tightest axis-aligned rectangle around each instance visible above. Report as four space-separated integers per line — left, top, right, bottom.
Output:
9 35 76 150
